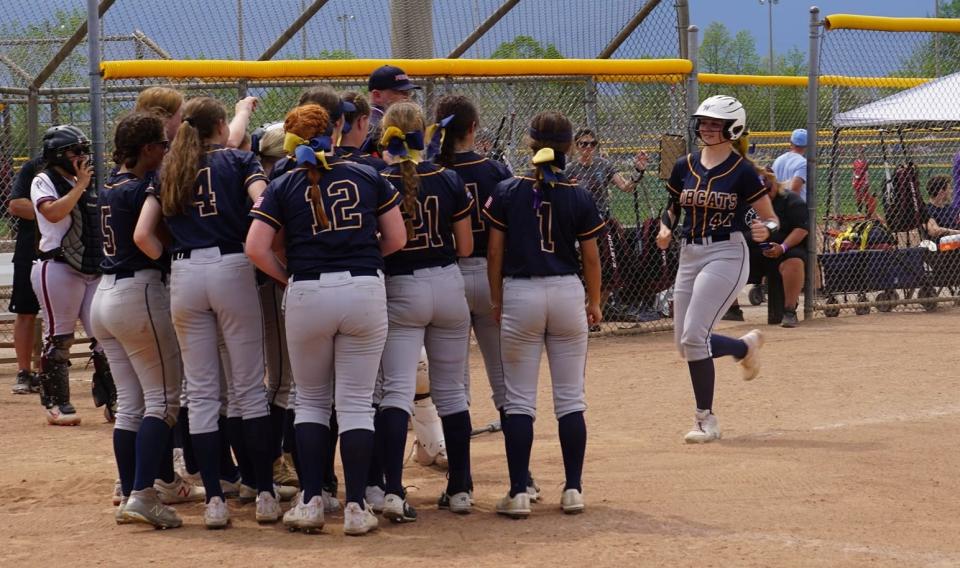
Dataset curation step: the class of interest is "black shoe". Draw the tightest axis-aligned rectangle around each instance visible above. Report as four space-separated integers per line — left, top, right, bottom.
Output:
781 309 799 328
722 306 745 322
11 370 38 395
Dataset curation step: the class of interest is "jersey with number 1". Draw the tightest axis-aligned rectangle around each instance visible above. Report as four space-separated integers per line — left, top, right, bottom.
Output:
446 151 512 258
380 162 473 275
666 151 765 240
250 158 400 275
483 172 605 277
157 145 267 254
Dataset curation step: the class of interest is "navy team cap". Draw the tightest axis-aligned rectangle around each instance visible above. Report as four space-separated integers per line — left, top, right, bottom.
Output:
368 65 420 91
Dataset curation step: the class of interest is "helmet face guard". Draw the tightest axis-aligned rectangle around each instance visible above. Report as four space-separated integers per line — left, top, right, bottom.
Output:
42 125 91 175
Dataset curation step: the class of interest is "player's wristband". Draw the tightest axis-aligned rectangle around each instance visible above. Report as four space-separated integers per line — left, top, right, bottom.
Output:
780 243 789 254
660 209 677 230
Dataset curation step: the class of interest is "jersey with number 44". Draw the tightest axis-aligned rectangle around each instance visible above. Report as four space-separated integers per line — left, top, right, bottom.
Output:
380 162 474 276
155 145 267 254
666 152 766 240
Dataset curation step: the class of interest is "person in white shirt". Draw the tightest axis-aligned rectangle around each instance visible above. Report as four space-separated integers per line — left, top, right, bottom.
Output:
772 129 808 202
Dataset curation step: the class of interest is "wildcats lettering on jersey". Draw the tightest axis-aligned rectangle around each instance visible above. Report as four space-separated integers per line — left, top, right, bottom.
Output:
678 188 738 210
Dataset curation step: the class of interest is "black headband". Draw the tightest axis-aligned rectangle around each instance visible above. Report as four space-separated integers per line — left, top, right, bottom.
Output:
528 127 572 144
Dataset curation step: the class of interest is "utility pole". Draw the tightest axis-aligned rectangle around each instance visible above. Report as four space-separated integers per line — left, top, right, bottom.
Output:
759 0 777 130
237 0 245 59
337 13 354 54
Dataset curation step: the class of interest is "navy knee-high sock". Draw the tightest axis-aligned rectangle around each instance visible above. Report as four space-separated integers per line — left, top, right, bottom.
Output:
132 417 171 491
440 410 472 495
688 358 716 411
377 408 409 496
367 406 385 489
191 431 224 502
340 428 373 509
558 412 587 492
710 334 747 359
294 422 329 503
269 404 285 461
113 428 137 498
217 415 239 481
173 407 185 449
226 416 255 487
503 413 534 497
282 409 296 455
500 408 535 489
158 429 176 484
324 410 339 492
243 415 277 495
177 407 199 475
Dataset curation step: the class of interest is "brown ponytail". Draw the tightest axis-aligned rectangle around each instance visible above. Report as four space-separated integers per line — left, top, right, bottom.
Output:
283 104 332 231
527 111 573 196
382 102 426 240
159 97 226 216
433 94 478 167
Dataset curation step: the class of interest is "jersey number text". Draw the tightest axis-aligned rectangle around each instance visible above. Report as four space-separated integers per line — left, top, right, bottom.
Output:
194 167 218 217
405 195 443 250
100 205 116 256
304 180 363 235
537 202 555 253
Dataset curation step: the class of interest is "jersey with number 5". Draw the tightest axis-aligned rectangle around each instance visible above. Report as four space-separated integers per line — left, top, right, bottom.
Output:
380 162 473 276
446 151 512 258
99 170 165 274
483 173 605 277
250 158 400 275
666 152 765 240
158 145 267 253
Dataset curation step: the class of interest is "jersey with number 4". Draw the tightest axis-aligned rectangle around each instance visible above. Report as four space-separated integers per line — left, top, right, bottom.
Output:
667 152 765 240
99 171 164 274
250 159 399 275
157 145 266 254
380 162 473 275
483 172 605 277
446 151 512 258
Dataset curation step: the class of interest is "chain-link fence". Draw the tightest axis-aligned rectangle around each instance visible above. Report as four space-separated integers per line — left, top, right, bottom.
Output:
812 15 960 318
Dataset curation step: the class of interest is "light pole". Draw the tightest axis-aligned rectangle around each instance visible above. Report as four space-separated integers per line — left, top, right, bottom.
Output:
337 14 355 54
759 0 777 130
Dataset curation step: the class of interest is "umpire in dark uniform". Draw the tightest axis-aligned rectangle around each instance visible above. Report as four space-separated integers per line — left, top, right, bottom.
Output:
360 65 420 155
7 156 43 393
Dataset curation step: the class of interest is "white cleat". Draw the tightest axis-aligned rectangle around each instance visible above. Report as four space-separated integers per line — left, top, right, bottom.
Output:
123 488 183 529
445 491 472 514
684 409 721 444
204 496 230 529
115 497 131 525
155 474 206 504
738 329 765 381
239 483 297 503
496 492 531 519
112 479 123 506
561 488 585 515
365 485 386 514
283 494 323 533
321 489 341 513
343 502 379 536
255 491 281 524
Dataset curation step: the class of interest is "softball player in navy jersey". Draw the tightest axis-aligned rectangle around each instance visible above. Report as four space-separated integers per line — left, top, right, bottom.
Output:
377 102 475 521
91 112 195 529
247 104 407 535
337 92 387 171
484 111 603 518
656 95 777 444
134 97 276 528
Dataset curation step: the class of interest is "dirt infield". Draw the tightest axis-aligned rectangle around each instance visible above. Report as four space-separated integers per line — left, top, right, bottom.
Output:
1 307 958 568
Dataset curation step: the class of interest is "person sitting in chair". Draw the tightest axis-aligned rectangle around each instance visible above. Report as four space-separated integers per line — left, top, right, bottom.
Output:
924 175 960 241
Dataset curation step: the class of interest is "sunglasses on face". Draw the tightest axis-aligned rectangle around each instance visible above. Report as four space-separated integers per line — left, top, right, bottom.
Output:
577 140 598 148
151 140 170 151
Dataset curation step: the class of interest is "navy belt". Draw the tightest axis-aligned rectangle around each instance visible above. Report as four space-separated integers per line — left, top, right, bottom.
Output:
172 243 244 261
682 234 731 245
292 269 379 282
114 271 137 280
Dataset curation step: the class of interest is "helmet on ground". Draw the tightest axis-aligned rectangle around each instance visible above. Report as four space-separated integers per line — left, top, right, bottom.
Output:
692 95 747 141
42 125 91 162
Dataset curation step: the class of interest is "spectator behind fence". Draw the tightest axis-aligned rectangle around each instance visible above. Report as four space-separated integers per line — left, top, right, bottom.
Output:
772 128 808 202
924 175 960 241
564 128 646 321
752 169 809 328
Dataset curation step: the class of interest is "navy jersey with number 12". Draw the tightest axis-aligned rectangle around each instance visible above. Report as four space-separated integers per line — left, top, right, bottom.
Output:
156 145 267 253
250 158 400 275
667 151 765 240
483 172 605 277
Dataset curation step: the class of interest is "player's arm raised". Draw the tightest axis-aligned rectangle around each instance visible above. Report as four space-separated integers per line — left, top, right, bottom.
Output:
37 156 91 223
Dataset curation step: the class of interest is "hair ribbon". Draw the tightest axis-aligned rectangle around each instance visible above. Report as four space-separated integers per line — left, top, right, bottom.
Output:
284 131 332 170
531 147 566 209
379 126 424 164
425 114 454 161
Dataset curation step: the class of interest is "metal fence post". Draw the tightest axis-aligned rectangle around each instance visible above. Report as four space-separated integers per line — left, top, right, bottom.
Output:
804 6 821 320
26 88 39 158
685 25 699 152
584 77 597 131
88 0 105 192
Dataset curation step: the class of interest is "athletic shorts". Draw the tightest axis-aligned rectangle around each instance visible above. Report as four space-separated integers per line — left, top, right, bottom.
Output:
8 261 40 315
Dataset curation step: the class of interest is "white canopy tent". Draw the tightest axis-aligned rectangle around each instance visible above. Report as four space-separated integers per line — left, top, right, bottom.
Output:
832 71 960 128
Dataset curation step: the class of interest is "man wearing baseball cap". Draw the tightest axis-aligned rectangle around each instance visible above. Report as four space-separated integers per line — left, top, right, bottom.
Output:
361 64 421 154
772 128 808 202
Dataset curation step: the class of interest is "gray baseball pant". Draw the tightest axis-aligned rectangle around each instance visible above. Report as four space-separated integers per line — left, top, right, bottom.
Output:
261 279 295 410
380 264 471 418
500 275 588 420
459 257 506 409
673 232 749 361
170 249 268 435
31 259 100 338
91 270 182 432
284 273 388 432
